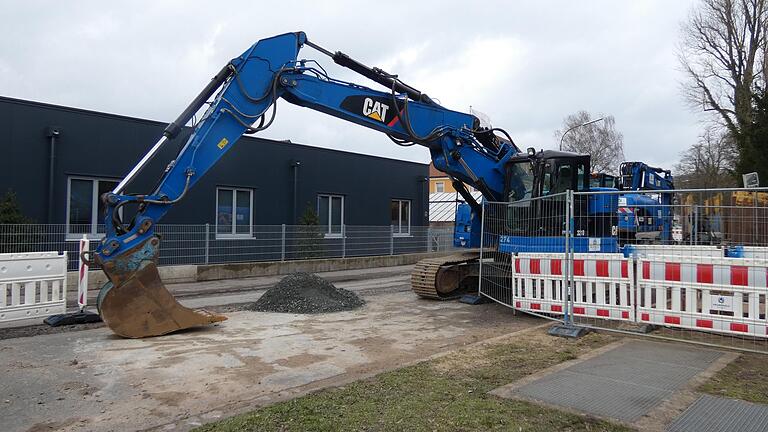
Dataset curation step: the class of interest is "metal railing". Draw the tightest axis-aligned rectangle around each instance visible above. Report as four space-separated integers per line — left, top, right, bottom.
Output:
0 224 457 271
479 187 768 353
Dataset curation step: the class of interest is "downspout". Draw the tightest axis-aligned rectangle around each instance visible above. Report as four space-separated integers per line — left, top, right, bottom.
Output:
291 160 301 222
418 176 428 225
46 127 61 224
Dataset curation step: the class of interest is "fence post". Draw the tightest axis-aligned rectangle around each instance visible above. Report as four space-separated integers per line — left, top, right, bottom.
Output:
754 190 758 243
204 223 210 265
390 225 394 255
426 227 431 252
567 189 576 326
693 205 698 246
281 224 286 262
77 234 90 312
341 224 346 258
563 190 572 325
478 202 485 295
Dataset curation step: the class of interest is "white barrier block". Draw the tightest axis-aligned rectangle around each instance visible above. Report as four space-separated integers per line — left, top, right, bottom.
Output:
0 252 67 323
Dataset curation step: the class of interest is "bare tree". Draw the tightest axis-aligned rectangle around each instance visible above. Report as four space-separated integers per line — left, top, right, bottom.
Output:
674 126 737 188
555 111 625 174
679 0 767 145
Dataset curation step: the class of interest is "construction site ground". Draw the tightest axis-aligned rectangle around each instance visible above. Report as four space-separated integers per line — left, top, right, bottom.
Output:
1 265 540 432
3 264 768 431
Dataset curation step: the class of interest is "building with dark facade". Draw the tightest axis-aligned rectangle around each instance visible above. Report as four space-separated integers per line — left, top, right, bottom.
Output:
0 96 431 264
0 96 428 233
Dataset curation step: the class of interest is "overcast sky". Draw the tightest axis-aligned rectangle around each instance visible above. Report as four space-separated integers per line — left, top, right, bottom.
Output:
1 1 703 167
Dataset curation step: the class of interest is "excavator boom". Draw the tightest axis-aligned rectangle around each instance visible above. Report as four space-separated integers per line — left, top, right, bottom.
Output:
93 32 519 337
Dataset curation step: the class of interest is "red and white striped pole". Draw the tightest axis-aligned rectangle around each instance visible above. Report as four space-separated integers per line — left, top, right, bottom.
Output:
77 234 90 312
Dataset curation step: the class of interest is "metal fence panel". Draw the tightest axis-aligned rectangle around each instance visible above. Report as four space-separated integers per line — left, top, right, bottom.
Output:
479 194 570 321
569 187 768 352
479 187 768 353
0 224 458 271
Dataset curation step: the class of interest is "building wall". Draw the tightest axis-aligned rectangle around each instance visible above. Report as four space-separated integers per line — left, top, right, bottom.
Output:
0 96 428 228
430 177 456 193
427 163 475 194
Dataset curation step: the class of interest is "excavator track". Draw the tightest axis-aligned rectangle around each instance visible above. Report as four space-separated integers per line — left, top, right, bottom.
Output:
410 251 481 300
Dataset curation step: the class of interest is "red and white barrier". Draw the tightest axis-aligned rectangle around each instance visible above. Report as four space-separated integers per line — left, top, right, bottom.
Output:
77 235 89 311
637 255 768 338
569 253 635 322
512 253 568 316
511 253 634 321
0 252 68 323
502 249 768 339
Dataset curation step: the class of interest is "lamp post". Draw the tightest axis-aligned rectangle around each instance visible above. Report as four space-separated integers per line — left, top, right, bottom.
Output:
559 117 604 151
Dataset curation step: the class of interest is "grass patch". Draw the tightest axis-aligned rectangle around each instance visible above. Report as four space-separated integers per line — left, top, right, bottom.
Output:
700 353 768 404
195 329 633 432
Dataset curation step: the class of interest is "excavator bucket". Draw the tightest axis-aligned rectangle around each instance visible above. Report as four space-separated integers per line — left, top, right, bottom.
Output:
97 260 226 338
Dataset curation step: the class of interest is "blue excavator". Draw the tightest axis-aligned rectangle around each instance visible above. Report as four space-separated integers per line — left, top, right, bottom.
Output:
90 32 658 338
616 162 675 243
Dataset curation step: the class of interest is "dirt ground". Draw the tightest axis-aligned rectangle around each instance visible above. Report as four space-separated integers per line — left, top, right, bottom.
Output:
195 329 627 432
0 291 541 432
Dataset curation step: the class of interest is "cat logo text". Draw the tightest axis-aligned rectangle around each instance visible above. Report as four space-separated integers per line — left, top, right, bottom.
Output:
362 97 389 122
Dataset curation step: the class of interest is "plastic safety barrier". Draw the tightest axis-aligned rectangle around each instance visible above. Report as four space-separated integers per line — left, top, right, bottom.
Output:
738 246 768 260
0 252 68 323
568 253 635 322
626 244 723 258
512 253 568 315
637 255 768 338
512 253 634 321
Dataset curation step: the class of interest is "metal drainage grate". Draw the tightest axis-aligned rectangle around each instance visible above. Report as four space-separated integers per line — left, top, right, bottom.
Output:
510 340 722 422
667 395 768 432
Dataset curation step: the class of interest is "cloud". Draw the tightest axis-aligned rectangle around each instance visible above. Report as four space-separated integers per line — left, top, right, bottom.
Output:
0 0 703 168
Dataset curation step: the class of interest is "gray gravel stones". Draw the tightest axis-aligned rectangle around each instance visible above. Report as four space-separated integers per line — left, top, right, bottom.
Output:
247 272 365 314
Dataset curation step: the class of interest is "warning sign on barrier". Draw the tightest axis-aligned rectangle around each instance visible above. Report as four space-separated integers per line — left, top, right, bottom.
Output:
710 294 734 312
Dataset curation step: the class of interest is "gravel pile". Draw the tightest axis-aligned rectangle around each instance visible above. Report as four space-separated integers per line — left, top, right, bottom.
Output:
247 272 365 314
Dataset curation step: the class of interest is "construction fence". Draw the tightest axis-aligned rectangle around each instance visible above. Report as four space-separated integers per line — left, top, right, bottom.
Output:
479 187 768 353
0 224 457 271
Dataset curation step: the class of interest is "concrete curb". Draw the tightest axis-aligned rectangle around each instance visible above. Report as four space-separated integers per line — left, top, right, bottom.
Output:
66 250 461 292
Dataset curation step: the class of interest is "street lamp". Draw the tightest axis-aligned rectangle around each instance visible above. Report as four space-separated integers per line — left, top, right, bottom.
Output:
559 117 604 151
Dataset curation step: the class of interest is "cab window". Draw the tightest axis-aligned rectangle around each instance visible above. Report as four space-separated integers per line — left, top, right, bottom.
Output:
507 160 534 202
577 164 587 191
541 162 553 196
551 164 573 194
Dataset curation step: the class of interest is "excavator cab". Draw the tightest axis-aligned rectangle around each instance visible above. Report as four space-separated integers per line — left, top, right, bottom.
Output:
504 150 590 238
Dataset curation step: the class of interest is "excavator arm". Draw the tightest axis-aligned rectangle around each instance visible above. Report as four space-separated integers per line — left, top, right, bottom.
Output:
94 32 519 337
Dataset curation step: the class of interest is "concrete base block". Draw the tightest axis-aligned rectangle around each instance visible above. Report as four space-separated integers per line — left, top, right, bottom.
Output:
617 322 658 334
44 310 102 327
547 323 590 338
459 294 491 305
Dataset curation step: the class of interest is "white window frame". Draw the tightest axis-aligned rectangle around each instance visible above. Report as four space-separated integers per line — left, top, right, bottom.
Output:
317 194 344 238
215 187 254 239
435 181 445 193
391 199 411 236
65 176 121 240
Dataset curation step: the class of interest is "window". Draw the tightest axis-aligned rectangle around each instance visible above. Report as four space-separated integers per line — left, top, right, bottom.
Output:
66 177 119 239
318 194 344 237
577 163 587 191
216 188 253 238
435 181 445 193
551 164 573 194
507 160 533 202
391 199 411 235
